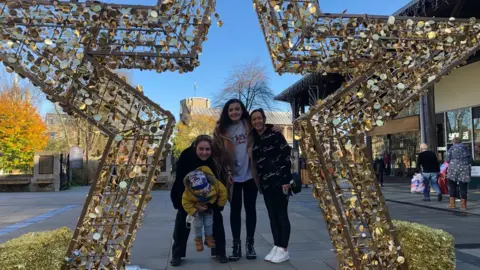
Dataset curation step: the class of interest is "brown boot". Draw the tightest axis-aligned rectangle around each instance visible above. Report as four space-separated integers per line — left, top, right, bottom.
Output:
205 236 215 248
195 237 204 252
461 199 467 210
448 197 456 209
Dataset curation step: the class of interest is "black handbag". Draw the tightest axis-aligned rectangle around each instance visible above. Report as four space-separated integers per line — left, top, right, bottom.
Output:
290 172 302 194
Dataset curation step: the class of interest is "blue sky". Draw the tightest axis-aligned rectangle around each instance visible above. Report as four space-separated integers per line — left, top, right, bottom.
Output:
9 0 411 120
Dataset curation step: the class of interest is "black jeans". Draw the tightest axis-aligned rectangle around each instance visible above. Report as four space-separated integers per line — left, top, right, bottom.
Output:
171 207 226 258
448 180 468 200
263 187 290 249
230 179 258 240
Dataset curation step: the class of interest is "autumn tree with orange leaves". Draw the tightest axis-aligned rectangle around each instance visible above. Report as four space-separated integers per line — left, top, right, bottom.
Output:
172 115 216 158
0 82 47 173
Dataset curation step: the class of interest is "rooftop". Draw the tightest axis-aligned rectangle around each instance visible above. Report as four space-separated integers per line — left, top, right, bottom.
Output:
274 73 344 103
394 0 480 17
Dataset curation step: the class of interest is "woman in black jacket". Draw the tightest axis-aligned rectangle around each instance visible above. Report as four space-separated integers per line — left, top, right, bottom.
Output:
170 135 228 266
250 109 292 264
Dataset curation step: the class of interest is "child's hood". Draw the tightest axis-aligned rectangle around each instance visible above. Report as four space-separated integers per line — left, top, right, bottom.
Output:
183 165 217 190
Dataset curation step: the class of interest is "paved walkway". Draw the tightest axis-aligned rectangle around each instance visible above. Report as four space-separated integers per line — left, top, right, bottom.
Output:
0 184 479 269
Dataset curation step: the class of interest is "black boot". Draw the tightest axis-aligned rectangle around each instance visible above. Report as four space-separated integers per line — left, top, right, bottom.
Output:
217 255 229 263
212 247 228 263
170 257 181 266
229 239 242 261
246 237 257 259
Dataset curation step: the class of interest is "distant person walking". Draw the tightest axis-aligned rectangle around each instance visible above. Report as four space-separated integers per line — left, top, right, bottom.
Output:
416 143 441 202
446 137 472 210
373 155 385 187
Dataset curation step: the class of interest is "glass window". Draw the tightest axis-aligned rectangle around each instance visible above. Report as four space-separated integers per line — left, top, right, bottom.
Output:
372 135 386 159
474 118 480 160
371 131 420 177
446 108 472 144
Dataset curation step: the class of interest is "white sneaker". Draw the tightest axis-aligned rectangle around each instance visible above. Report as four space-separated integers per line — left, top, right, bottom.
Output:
264 246 277 261
270 247 289 263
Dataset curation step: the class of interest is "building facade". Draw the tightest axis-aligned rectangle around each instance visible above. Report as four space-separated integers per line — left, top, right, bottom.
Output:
44 113 75 140
179 97 211 124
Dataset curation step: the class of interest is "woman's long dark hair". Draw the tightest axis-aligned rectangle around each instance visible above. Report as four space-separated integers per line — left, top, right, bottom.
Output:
218 98 249 134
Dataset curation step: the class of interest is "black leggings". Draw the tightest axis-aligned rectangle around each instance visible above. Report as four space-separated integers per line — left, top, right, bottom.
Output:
448 180 468 200
263 186 290 248
230 179 258 240
171 207 226 258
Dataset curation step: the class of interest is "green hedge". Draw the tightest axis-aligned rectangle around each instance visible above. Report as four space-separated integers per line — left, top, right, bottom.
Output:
0 227 72 270
394 220 455 270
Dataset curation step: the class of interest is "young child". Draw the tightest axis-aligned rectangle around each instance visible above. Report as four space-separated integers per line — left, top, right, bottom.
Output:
182 166 227 251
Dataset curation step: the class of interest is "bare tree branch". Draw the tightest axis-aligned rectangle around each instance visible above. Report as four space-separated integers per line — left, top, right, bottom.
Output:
214 58 276 111
54 104 71 148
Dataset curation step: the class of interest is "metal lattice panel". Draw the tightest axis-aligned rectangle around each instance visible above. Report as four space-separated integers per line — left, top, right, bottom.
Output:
254 0 480 268
254 0 479 75
0 0 216 269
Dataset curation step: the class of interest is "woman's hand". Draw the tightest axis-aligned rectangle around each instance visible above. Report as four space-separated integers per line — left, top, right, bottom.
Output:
208 203 224 212
228 174 234 185
282 184 290 194
194 203 208 212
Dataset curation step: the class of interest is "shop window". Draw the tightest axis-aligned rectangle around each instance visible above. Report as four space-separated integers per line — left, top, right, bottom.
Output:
371 131 420 177
446 108 473 161
473 107 480 160
372 136 386 159
474 118 480 160
446 108 472 144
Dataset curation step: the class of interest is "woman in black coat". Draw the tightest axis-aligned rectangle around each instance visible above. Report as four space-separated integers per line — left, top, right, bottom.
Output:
250 109 292 264
170 135 228 266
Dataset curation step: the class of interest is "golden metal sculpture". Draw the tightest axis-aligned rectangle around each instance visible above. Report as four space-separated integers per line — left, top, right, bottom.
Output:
0 0 216 269
254 0 480 268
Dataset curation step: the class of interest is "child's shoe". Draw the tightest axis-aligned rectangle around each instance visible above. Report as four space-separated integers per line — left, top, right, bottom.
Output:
195 237 204 251
205 236 215 248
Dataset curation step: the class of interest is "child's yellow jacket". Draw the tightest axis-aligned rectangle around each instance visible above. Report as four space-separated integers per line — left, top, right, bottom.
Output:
182 166 227 216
